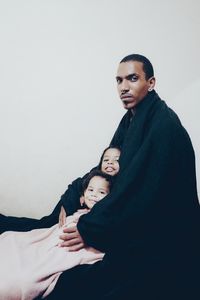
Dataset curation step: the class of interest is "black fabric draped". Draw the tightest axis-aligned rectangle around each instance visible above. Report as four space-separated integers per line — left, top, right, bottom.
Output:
78 91 199 251
74 90 200 298
1 90 200 299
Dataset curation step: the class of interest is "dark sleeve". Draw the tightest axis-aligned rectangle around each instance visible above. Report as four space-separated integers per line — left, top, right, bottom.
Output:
0 177 84 233
77 121 199 253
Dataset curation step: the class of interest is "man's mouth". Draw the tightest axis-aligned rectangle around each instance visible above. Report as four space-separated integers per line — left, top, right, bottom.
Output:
120 94 133 100
121 95 134 104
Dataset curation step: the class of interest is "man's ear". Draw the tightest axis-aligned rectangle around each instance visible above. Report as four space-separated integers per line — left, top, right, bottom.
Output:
148 76 156 91
80 196 85 206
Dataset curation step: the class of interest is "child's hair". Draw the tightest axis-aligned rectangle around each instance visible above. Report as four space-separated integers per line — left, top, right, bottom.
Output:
97 145 121 170
81 169 114 196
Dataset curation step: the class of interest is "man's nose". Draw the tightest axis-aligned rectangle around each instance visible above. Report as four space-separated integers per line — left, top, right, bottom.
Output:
121 79 129 93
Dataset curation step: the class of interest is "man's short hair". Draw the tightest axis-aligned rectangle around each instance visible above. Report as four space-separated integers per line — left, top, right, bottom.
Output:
120 54 154 80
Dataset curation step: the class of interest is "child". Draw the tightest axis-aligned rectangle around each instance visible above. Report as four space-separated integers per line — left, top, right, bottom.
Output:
58 145 121 226
0 146 121 233
99 145 121 176
0 170 115 300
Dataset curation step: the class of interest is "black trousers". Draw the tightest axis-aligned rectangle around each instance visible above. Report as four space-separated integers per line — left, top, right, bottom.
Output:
44 262 121 300
43 256 200 300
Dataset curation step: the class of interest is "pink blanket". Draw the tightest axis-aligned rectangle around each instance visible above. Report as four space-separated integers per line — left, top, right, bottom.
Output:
0 209 104 299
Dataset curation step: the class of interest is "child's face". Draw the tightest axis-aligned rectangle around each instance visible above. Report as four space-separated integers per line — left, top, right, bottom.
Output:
101 148 120 176
84 176 110 209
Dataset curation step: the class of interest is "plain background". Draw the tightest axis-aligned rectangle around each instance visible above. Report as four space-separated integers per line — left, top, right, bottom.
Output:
0 0 199 217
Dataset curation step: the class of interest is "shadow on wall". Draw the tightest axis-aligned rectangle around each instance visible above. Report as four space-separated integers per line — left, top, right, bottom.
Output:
172 78 200 200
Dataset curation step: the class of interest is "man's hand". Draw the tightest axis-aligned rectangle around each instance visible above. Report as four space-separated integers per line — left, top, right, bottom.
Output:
58 206 67 228
59 226 85 251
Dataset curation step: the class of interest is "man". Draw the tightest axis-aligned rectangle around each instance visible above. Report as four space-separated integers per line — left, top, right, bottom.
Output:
46 54 200 299
1 54 199 299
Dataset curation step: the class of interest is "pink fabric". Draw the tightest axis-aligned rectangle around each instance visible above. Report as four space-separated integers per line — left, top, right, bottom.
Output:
0 209 104 299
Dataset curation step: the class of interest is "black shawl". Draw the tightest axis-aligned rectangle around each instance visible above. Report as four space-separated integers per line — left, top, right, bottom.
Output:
78 91 200 266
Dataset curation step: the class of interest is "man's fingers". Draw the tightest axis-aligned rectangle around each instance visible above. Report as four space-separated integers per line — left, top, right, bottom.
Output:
59 238 82 247
59 231 81 241
62 226 77 233
58 225 85 250
59 238 80 247
59 241 84 251
60 231 78 240
61 237 82 247
60 226 78 238
68 243 85 251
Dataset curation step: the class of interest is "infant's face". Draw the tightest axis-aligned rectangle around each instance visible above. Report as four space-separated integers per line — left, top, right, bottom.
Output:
84 176 110 209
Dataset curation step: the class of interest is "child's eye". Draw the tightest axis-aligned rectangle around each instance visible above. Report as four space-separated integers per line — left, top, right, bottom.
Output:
88 188 93 192
100 191 106 195
103 159 109 162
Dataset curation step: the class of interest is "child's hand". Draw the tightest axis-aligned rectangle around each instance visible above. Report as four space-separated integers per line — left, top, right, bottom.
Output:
58 206 67 228
80 196 85 206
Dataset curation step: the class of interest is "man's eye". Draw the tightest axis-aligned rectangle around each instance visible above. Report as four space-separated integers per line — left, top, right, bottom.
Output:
130 75 138 82
116 78 122 84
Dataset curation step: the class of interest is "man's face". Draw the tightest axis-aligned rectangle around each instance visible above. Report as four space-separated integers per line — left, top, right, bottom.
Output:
116 61 155 110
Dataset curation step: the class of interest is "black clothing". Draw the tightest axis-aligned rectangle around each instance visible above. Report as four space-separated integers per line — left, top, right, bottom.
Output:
49 91 200 299
1 91 200 299
79 91 199 252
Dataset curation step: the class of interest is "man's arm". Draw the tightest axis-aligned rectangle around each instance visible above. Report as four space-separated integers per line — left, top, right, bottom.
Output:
77 120 199 253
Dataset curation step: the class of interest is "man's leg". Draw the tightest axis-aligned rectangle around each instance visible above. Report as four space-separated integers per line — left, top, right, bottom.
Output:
45 262 110 300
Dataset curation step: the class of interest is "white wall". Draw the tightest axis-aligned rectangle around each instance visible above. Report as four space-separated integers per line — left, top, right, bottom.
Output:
0 0 199 217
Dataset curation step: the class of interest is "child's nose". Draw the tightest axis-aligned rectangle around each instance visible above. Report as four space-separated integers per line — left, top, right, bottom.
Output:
91 192 97 197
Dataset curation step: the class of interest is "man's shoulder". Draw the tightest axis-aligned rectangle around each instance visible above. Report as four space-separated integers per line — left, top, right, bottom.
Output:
153 99 183 130
150 100 192 146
